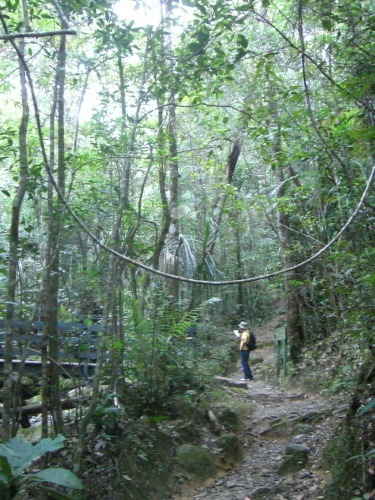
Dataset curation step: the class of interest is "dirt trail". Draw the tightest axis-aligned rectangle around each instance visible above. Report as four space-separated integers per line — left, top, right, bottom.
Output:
174 316 348 500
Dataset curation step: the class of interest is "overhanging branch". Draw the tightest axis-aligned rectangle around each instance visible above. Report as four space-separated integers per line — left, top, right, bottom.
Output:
0 29 76 40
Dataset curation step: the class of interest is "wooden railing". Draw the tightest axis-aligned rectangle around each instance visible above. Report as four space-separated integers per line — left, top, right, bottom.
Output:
0 319 103 359
0 319 106 377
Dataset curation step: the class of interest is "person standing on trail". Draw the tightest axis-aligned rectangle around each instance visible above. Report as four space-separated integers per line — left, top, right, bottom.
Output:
237 321 254 381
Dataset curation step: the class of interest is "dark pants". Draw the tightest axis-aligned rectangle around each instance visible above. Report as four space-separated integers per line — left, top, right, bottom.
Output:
240 350 253 380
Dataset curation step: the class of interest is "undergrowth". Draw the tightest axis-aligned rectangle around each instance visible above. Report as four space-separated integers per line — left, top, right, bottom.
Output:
282 329 375 500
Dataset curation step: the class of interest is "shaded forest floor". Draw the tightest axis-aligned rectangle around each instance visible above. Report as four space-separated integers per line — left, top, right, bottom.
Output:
171 316 349 500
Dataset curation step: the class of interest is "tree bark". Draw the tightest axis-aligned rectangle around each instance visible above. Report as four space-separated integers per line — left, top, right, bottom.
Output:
164 97 180 301
270 104 304 363
191 138 242 308
276 168 304 362
41 20 68 437
234 219 245 318
204 138 242 260
2 12 29 440
75 42 150 468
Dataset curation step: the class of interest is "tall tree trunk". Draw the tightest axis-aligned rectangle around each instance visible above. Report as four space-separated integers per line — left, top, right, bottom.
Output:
275 169 304 362
204 138 242 260
142 8 181 308
41 23 68 437
152 107 171 270
234 219 244 318
2 4 29 439
145 0 181 303
75 44 150 454
109 46 149 395
164 97 180 301
271 105 304 363
190 138 242 308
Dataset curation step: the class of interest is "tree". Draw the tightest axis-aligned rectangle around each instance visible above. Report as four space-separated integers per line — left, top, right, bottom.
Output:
1 1 30 440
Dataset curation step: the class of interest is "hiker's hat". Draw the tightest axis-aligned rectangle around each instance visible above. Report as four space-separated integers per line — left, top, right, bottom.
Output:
238 321 248 329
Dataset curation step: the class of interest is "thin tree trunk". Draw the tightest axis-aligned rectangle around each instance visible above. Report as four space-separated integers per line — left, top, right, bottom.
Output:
109 46 149 394
204 138 242 259
276 169 304 362
75 43 150 458
141 109 171 310
270 105 304 362
50 25 67 434
153 108 171 269
2 6 29 439
147 2 181 297
165 97 180 301
190 138 242 308
41 23 68 437
234 220 244 318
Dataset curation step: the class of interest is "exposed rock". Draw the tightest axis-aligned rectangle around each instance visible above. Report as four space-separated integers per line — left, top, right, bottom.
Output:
176 444 216 480
207 409 221 434
218 407 241 432
214 376 249 388
285 443 310 454
278 443 310 475
296 423 314 434
291 434 310 444
217 432 244 464
251 486 273 499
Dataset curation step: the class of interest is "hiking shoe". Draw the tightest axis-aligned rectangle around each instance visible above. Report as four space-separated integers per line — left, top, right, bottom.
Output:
240 378 252 381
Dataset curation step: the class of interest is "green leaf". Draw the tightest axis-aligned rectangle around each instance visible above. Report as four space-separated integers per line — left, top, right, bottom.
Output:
322 18 333 30
30 468 83 490
33 435 65 455
358 398 375 415
0 435 65 477
113 340 124 350
196 28 209 46
0 456 12 483
196 3 207 15
236 34 248 49
0 438 37 477
0 473 9 486
237 4 252 11
187 41 202 54
102 406 122 415
234 48 247 62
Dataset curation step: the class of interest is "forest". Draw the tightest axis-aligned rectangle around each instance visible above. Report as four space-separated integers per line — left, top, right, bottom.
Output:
0 0 374 498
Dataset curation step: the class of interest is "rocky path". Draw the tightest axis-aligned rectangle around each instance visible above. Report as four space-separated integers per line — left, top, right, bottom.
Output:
174 317 348 500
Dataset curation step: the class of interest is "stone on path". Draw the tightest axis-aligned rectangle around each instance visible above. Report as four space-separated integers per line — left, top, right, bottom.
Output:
278 443 310 475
